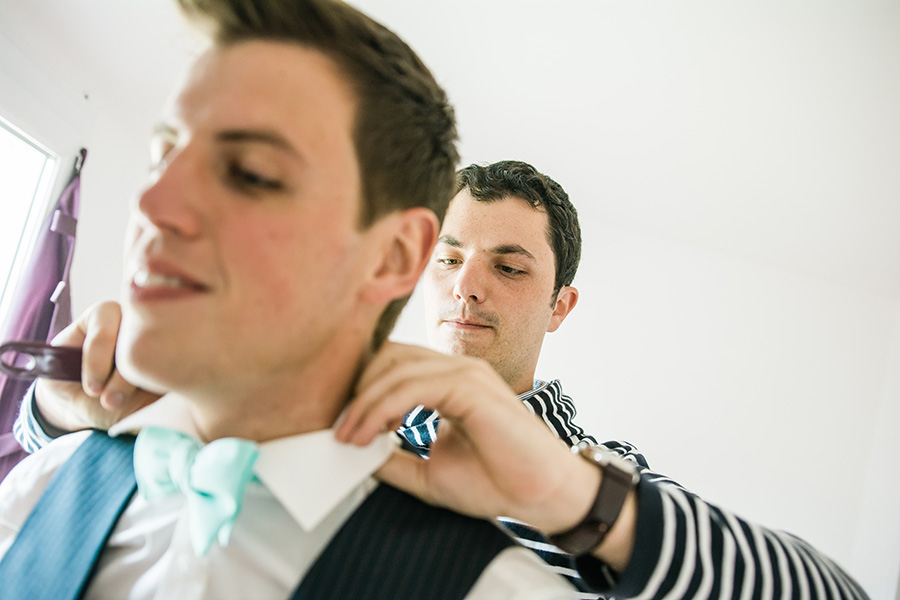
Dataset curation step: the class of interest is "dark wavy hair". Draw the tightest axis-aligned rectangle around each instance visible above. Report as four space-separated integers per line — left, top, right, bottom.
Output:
456 160 581 296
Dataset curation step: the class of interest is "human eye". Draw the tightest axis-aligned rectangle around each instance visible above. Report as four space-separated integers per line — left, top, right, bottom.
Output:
497 264 526 276
225 160 284 193
435 257 461 266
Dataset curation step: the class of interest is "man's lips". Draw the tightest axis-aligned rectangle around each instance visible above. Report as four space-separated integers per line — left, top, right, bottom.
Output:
129 265 208 300
442 318 493 330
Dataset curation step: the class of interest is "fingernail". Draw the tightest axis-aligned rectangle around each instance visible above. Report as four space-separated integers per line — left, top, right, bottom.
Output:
106 392 124 408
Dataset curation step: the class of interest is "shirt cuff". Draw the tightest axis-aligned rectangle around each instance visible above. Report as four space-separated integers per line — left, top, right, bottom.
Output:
574 475 665 596
12 382 62 453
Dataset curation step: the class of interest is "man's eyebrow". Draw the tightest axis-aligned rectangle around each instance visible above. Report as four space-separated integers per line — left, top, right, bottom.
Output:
149 124 301 158
437 236 536 261
492 244 536 261
217 129 301 158
437 235 462 248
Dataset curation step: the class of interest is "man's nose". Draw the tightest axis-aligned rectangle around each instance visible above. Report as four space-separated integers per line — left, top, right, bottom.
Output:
453 261 487 303
134 149 203 238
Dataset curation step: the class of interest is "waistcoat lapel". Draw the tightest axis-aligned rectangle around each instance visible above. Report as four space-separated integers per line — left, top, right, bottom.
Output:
292 484 514 600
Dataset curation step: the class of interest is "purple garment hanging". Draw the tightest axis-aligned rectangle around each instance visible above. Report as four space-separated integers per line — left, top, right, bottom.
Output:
0 148 85 481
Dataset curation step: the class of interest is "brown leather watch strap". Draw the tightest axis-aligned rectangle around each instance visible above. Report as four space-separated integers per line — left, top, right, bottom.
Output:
548 443 639 556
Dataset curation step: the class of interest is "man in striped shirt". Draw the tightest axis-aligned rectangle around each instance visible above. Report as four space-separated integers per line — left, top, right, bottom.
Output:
342 161 870 599
14 161 868 598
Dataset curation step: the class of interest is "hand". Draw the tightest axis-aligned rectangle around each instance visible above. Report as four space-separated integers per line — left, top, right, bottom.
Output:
35 301 160 433
335 342 600 534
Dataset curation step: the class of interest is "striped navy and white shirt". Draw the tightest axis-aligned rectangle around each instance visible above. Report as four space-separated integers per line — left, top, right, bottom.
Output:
15 380 869 598
397 379 869 600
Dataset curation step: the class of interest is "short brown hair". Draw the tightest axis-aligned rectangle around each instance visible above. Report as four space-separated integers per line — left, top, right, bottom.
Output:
457 161 581 296
177 0 459 347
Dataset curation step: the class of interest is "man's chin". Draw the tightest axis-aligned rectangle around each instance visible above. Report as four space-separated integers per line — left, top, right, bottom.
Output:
116 360 170 396
437 339 488 360
115 341 176 397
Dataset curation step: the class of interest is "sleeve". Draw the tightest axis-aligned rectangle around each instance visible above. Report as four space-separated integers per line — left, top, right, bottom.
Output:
599 440 650 470
521 381 599 448
11 383 58 454
575 465 871 599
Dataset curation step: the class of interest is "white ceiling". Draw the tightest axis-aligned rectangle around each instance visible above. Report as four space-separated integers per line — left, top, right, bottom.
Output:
2 0 898 298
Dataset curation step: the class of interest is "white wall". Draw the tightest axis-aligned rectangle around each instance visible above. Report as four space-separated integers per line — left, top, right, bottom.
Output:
1 1 898 597
550 229 900 595
0 0 203 318
379 2 900 596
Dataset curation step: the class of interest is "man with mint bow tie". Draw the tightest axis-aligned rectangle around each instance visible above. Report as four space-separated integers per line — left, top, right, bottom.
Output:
0 0 583 598
0 0 873 596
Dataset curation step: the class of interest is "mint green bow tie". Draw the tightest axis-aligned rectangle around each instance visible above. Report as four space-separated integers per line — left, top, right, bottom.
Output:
133 427 260 557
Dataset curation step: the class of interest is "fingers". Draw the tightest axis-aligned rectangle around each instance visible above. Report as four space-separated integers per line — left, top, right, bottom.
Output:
337 342 424 442
50 300 122 394
101 388 161 426
339 369 457 445
338 343 526 451
35 301 160 433
98 369 155 413
80 301 122 395
350 342 599 528
339 343 490 445
49 307 92 347
353 341 432 392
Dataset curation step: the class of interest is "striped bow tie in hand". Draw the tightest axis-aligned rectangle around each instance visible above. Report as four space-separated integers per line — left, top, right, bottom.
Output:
133 426 260 557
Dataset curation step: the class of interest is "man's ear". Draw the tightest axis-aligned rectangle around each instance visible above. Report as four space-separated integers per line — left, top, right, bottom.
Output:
547 285 578 333
360 207 439 304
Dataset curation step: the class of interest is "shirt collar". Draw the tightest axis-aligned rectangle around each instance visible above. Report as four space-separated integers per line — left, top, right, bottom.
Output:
110 395 398 532
519 379 553 402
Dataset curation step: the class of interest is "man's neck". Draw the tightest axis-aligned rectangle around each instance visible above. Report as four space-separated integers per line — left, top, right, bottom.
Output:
175 344 370 443
508 369 538 397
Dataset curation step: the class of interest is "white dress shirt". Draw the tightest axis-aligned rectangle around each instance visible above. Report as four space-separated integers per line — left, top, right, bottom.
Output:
0 395 577 599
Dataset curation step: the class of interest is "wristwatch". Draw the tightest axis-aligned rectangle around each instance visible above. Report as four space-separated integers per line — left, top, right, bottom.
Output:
548 442 640 556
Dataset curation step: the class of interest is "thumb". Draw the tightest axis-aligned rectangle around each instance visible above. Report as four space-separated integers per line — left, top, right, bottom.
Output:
374 449 431 501
50 317 89 347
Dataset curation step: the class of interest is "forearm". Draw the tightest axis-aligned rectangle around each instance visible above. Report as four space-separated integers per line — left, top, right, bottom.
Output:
573 472 870 599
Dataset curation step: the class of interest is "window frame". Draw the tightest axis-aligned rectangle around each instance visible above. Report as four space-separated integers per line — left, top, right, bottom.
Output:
0 31 92 320
0 118 60 315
